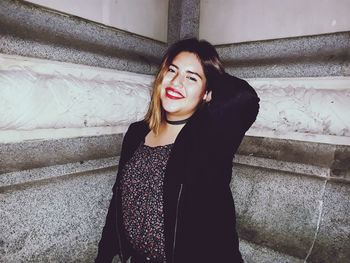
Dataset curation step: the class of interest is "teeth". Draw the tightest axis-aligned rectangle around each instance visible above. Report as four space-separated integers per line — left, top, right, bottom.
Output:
168 90 183 98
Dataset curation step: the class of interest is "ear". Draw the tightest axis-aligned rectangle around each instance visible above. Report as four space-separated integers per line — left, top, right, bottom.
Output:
203 90 212 102
202 91 208 100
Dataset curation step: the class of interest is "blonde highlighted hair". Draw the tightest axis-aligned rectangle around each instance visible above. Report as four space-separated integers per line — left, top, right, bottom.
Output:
145 38 224 134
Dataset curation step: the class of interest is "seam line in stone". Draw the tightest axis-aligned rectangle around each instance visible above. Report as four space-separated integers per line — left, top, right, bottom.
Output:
303 178 327 263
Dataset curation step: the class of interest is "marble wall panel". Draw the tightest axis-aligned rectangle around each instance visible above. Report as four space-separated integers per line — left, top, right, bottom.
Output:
247 77 350 145
0 54 153 131
1 54 349 145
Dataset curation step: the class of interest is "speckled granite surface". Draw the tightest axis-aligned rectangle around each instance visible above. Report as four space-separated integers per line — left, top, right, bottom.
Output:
1 140 349 262
0 167 117 263
1 1 349 78
240 239 303 263
231 162 350 263
308 181 350 263
232 164 324 260
0 157 118 188
0 134 123 174
0 0 166 75
217 32 350 78
237 136 350 181
167 0 200 44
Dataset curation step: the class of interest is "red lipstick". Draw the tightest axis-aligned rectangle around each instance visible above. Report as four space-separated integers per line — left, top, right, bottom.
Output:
165 87 184 100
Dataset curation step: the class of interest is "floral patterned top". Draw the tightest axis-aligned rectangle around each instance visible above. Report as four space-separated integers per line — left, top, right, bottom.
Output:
120 140 174 262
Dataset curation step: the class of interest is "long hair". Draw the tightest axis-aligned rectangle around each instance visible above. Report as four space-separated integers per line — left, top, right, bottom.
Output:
145 38 225 134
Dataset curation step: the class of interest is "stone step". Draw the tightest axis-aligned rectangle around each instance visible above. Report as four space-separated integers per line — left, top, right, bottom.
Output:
0 165 117 263
0 134 123 174
240 239 303 263
1 136 349 262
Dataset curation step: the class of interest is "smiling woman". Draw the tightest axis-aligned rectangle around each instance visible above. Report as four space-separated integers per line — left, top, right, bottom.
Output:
95 38 260 263
160 52 207 122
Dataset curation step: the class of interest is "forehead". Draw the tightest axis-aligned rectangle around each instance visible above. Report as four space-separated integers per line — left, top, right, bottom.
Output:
171 52 204 74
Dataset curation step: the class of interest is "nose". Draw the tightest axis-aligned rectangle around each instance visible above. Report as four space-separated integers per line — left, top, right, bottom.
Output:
171 73 185 88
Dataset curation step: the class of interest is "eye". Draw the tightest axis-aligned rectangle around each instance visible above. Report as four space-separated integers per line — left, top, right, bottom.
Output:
187 76 198 82
168 67 176 73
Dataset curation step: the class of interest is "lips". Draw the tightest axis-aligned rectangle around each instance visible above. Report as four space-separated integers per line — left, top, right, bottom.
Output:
165 87 184 100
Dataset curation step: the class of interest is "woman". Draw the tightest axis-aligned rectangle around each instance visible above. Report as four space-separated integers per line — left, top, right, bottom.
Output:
96 38 259 263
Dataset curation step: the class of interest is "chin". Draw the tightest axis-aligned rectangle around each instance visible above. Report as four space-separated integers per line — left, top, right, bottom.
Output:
161 99 181 112
162 105 181 114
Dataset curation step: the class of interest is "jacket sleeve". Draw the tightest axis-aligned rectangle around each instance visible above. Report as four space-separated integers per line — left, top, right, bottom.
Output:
95 124 135 263
206 72 259 160
95 186 119 263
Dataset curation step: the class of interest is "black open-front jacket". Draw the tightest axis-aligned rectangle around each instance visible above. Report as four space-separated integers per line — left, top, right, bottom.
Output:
95 73 259 263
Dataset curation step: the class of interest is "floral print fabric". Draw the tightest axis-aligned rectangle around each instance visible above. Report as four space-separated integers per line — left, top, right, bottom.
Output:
120 141 174 262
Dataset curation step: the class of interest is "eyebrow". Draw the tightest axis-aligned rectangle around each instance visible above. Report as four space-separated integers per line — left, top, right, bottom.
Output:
170 63 203 80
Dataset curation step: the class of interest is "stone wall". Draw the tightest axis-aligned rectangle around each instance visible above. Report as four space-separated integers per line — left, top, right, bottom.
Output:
0 0 166 75
1 52 349 262
217 32 350 78
234 137 350 263
0 54 142 263
1 1 349 262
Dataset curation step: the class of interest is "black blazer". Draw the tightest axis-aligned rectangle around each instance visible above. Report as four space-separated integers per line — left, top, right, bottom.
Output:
96 73 260 263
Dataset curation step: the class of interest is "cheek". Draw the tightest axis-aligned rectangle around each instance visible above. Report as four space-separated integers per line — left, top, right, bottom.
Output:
162 74 172 85
160 77 170 93
193 84 206 98
187 88 205 104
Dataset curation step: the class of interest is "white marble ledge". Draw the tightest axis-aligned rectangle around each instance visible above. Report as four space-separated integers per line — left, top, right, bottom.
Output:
246 77 350 145
0 53 153 130
1 54 349 146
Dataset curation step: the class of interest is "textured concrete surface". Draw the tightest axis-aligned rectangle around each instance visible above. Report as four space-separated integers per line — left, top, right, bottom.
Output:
2 0 349 80
231 161 350 263
308 181 350 263
0 157 118 188
240 239 303 263
331 145 350 179
1 140 349 262
167 0 200 45
0 167 117 263
0 0 166 75
231 164 325 259
0 134 123 173
234 154 330 178
238 136 350 180
238 136 335 167
217 32 350 78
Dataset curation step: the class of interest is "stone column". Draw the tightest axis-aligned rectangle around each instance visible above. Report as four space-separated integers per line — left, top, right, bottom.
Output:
167 0 200 44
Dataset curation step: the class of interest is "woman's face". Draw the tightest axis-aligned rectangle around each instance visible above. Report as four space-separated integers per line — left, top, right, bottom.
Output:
160 51 207 121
